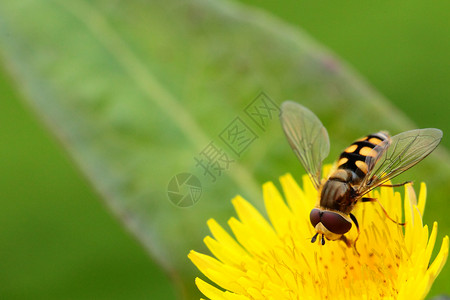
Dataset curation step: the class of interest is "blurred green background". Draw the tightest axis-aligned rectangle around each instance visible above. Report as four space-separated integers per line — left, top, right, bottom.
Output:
0 0 449 299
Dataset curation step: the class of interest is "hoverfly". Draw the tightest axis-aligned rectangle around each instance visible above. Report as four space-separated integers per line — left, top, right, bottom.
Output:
280 101 442 249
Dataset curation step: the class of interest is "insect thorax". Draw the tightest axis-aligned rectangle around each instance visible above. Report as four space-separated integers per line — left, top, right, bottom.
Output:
320 169 355 213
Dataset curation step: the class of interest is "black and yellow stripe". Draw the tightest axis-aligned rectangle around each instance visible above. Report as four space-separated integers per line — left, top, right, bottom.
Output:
337 132 389 182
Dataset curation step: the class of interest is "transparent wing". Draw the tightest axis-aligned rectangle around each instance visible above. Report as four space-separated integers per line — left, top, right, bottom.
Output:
280 101 330 190
357 128 443 196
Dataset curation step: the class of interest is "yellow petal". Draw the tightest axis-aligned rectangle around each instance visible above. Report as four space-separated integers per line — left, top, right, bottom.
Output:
417 182 427 217
232 196 277 242
207 219 248 258
195 277 226 300
263 181 293 237
189 169 447 299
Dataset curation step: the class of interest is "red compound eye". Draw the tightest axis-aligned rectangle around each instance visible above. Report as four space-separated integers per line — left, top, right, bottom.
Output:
310 208 322 227
321 211 352 234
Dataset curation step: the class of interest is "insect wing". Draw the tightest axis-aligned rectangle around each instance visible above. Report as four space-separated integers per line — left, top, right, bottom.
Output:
357 128 443 196
280 101 330 189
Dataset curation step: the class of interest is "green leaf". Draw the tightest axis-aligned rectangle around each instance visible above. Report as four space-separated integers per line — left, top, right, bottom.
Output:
1 0 449 298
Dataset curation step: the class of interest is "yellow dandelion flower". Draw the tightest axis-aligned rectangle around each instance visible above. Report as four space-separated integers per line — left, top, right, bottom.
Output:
188 171 448 300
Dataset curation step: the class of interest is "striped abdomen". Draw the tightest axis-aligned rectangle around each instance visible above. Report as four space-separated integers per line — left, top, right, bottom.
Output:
337 132 389 184
319 132 389 212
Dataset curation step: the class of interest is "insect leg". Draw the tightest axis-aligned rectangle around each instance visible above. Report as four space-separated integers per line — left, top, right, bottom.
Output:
340 235 351 247
321 234 325 245
380 181 412 188
362 197 406 225
349 213 360 256
311 232 319 243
